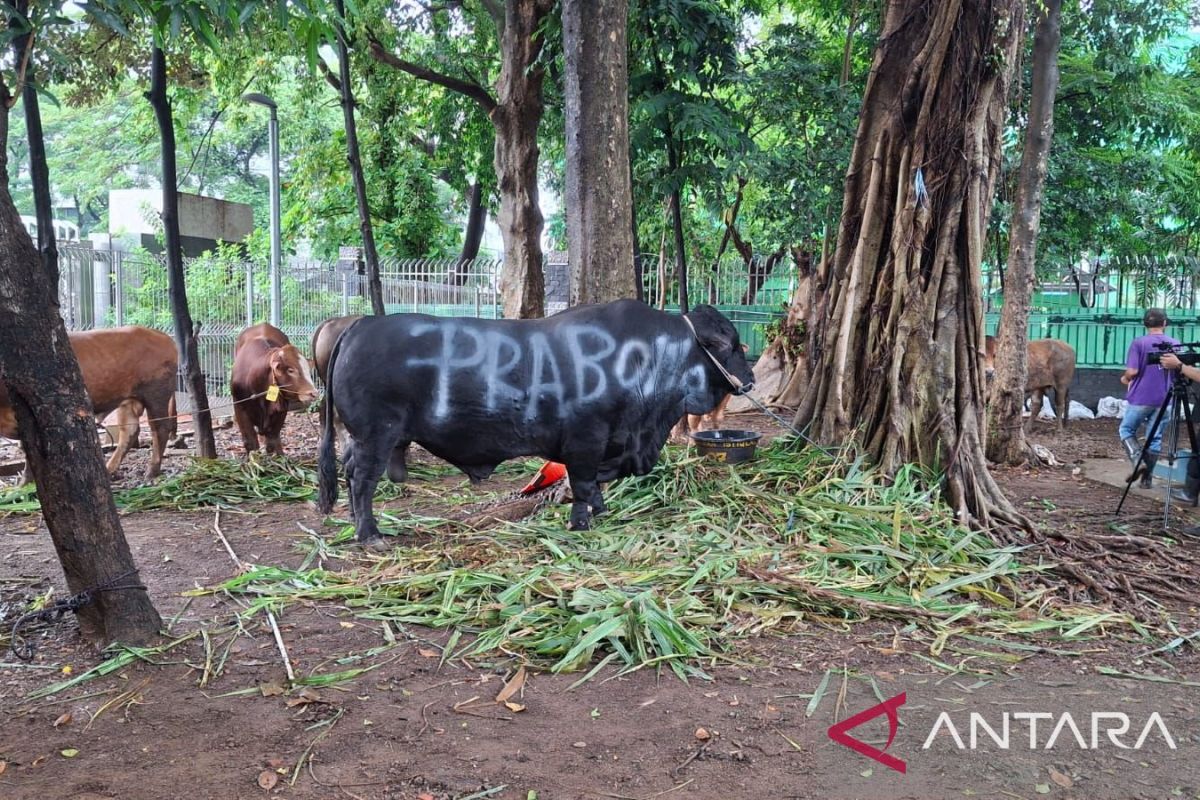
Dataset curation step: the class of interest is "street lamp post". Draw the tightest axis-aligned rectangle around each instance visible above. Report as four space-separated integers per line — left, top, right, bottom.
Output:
243 93 282 328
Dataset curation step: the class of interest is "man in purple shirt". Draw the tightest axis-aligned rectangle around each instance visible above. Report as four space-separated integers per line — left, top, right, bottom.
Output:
1120 309 1178 487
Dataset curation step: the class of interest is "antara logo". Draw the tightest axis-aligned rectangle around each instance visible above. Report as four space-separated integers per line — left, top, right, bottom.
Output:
922 711 1177 751
827 692 907 774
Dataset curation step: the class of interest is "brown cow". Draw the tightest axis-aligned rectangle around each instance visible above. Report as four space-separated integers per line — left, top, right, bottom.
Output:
670 343 748 442
0 326 178 480
230 323 318 456
311 314 364 451
984 335 1076 429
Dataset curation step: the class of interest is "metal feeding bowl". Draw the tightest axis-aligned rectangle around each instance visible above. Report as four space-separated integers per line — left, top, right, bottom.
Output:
690 429 762 463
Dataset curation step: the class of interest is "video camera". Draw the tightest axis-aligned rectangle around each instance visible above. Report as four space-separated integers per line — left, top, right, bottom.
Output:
1147 341 1200 367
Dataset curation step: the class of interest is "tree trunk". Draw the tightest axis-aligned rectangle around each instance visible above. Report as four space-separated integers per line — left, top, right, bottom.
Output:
563 0 637 305
987 0 1061 465
459 181 486 262
792 0 1027 530
14 3 56 288
0 82 161 648
147 46 216 460
334 0 385 316
631 154 644 302
494 0 553 319
709 177 747 304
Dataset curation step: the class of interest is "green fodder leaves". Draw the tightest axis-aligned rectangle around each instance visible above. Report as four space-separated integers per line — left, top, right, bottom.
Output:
212 442 1123 678
0 454 462 516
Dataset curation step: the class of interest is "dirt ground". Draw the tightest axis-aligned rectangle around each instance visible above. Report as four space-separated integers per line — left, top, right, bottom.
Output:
3 412 1200 800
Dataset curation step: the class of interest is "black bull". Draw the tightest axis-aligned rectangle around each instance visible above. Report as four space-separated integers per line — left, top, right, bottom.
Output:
317 300 755 544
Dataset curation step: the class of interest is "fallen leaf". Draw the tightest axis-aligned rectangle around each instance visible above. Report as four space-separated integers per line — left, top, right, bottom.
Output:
264 758 285 769
504 702 526 713
30 755 47 767
417 793 435 800
1034 783 1051 795
694 727 711 741
860 768 874 778
495 666 527 704
418 648 439 658
259 681 286 697
299 687 321 702
61 666 72 675
52 712 72 728
728 697 740 707
339 621 355 629
0 761 7 775
257 770 279 791
1049 768 1072 789
572 741 586 748
60 749 79 758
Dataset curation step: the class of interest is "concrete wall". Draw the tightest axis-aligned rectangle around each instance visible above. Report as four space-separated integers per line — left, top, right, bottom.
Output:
1070 367 1125 409
108 189 252 254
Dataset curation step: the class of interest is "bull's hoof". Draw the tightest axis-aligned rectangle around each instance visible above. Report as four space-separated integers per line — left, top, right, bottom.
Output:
358 536 391 552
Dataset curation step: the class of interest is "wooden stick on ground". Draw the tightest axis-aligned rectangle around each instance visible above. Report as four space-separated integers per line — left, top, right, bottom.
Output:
212 509 296 683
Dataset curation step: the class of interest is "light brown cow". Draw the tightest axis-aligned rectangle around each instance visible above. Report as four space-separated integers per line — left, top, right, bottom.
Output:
0 326 178 480
984 335 1077 429
230 323 319 456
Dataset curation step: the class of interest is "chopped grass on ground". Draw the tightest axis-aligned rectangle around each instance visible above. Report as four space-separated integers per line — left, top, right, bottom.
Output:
0 453 537 515
201 441 1134 680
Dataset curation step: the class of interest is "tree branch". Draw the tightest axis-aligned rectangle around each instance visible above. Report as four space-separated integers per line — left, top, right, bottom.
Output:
366 35 497 113
318 57 342 92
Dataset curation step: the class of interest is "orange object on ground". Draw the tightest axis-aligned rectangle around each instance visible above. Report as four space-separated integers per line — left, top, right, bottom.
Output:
520 461 567 495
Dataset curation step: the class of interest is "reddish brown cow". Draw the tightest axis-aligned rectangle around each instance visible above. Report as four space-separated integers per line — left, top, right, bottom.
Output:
0 326 178 480
231 323 318 456
984 335 1077 429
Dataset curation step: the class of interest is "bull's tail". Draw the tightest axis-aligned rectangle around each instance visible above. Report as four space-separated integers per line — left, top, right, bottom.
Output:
317 319 357 514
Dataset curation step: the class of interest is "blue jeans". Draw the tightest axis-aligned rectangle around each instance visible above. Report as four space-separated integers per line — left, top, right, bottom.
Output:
1119 404 1168 454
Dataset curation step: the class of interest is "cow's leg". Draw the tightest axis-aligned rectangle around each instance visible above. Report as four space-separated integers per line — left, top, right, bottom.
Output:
1027 389 1045 428
105 400 142 477
143 389 174 481
264 411 287 456
234 405 259 454
347 433 399 547
565 463 601 530
386 442 410 483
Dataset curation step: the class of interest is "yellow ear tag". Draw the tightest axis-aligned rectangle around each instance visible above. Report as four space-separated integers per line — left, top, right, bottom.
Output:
266 384 280 402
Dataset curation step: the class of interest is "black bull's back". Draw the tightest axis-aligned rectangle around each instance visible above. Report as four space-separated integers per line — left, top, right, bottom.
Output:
319 300 754 543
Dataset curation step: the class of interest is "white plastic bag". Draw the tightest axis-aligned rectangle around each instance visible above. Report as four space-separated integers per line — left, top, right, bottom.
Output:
1095 396 1127 419
1068 400 1095 420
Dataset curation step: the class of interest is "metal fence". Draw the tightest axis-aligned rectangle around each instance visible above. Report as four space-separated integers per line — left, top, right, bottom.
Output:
982 255 1200 367
57 244 796 400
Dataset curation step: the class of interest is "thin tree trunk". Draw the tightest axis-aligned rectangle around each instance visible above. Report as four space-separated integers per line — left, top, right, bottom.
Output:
0 80 161 648
709 177 747 304
147 46 216 460
14 2 56 288
459 181 486 262
334 0 385 315
563 0 636 305
494 0 553 319
792 0 1028 530
630 154 644 302
988 0 1061 465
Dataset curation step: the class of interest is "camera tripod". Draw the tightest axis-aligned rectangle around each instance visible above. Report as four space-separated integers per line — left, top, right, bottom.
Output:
1115 371 1200 529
